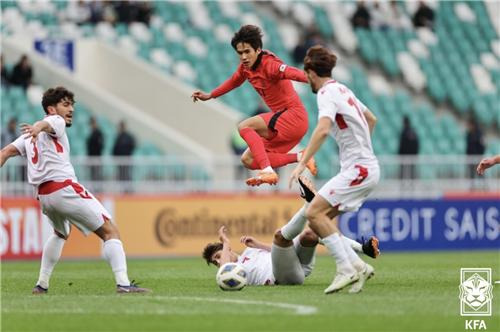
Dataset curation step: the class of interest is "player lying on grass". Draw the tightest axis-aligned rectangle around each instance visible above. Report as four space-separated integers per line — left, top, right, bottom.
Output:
0 87 149 294
202 177 379 290
191 25 316 187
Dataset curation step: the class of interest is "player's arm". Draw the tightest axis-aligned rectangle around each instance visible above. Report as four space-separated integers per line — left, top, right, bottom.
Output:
289 117 331 187
191 67 246 102
240 235 271 252
363 109 377 134
0 144 20 167
20 120 55 142
477 154 500 175
280 65 308 83
218 226 233 266
268 61 308 83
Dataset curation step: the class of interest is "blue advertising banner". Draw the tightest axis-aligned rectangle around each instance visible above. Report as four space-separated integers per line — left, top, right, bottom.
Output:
34 39 74 71
338 200 499 250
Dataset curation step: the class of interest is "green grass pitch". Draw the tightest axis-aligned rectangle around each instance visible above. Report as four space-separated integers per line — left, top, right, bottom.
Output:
2 251 499 331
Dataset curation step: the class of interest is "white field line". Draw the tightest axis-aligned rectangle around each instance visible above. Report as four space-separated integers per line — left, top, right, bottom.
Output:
166 296 318 315
3 295 318 316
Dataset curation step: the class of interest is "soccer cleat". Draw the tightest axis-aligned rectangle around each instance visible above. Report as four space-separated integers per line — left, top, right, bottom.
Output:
324 272 359 294
245 171 279 186
32 285 48 294
362 236 380 259
298 176 316 203
116 280 151 294
349 263 375 294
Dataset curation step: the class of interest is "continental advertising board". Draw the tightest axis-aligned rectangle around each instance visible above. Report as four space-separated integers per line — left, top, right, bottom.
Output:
1 195 498 260
114 194 303 257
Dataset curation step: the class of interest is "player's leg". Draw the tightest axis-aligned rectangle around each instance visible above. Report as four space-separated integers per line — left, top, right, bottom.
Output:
304 177 380 259
238 115 273 171
306 193 358 294
324 166 380 293
83 204 149 293
243 149 299 170
271 229 305 285
293 228 318 277
53 183 149 293
33 226 68 294
32 198 70 294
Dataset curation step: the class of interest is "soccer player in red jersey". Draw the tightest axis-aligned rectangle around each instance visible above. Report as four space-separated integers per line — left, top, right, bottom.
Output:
191 25 316 186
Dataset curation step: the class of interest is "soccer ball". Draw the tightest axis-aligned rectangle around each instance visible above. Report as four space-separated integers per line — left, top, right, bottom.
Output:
216 263 247 291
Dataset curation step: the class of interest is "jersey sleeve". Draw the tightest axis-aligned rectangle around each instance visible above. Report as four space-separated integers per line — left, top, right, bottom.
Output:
210 65 247 98
317 88 338 122
43 115 66 138
265 59 308 82
11 134 27 157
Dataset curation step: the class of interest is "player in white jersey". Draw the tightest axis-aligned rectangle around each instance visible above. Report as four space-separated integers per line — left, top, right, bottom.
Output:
0 86 149 294
202 177 380 286
289 45 380 294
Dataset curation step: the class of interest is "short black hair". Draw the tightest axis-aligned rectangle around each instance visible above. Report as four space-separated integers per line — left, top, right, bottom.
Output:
202 242 223 266
303 45 337 77
231 25 263 51
41 86 75 114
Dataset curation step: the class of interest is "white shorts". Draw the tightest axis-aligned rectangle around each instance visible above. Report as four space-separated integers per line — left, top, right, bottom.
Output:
38 180 112 237
318 163 380 212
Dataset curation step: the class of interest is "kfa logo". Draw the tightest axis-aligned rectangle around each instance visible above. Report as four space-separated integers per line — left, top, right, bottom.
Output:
459 268 493 316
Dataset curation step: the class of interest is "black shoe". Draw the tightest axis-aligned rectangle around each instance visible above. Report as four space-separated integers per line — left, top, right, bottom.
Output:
362 236 380 259
116 280 151 294
298 176 316 203
32 285 48 294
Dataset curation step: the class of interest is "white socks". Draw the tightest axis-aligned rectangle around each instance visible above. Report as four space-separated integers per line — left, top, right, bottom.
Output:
262 166 274 173
342 236 363 254
103 239 130 286
37 234 65 289
297 151 302 162
342 238 366 272
322 233 356 275
281 205 308 240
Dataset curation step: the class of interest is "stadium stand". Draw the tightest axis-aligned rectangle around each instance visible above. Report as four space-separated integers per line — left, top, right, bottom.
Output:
1 0 498 185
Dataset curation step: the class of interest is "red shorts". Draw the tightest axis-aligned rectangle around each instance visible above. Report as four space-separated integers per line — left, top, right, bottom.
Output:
259 107 308 153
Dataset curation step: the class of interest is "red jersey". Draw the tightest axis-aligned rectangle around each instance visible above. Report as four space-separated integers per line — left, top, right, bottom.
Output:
210 51 308 113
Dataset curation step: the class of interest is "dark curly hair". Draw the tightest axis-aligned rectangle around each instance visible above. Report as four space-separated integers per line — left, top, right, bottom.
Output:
202 242 223 266
303 45 337 77
41 86 75 114
231 25 263 51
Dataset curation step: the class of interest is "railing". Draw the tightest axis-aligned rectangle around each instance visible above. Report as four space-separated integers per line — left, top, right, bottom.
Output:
1 155 498 198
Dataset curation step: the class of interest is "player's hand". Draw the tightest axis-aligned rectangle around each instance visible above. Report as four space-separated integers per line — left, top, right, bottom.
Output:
477 157 495 175
218 226 230 244
289 163 306 189
20 123 41 143
240 235 257 248
191 91 211 102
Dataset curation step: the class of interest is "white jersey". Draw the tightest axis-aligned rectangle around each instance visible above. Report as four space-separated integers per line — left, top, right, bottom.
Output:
317 80 378 171
11 115 77 187
237 248 275 286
